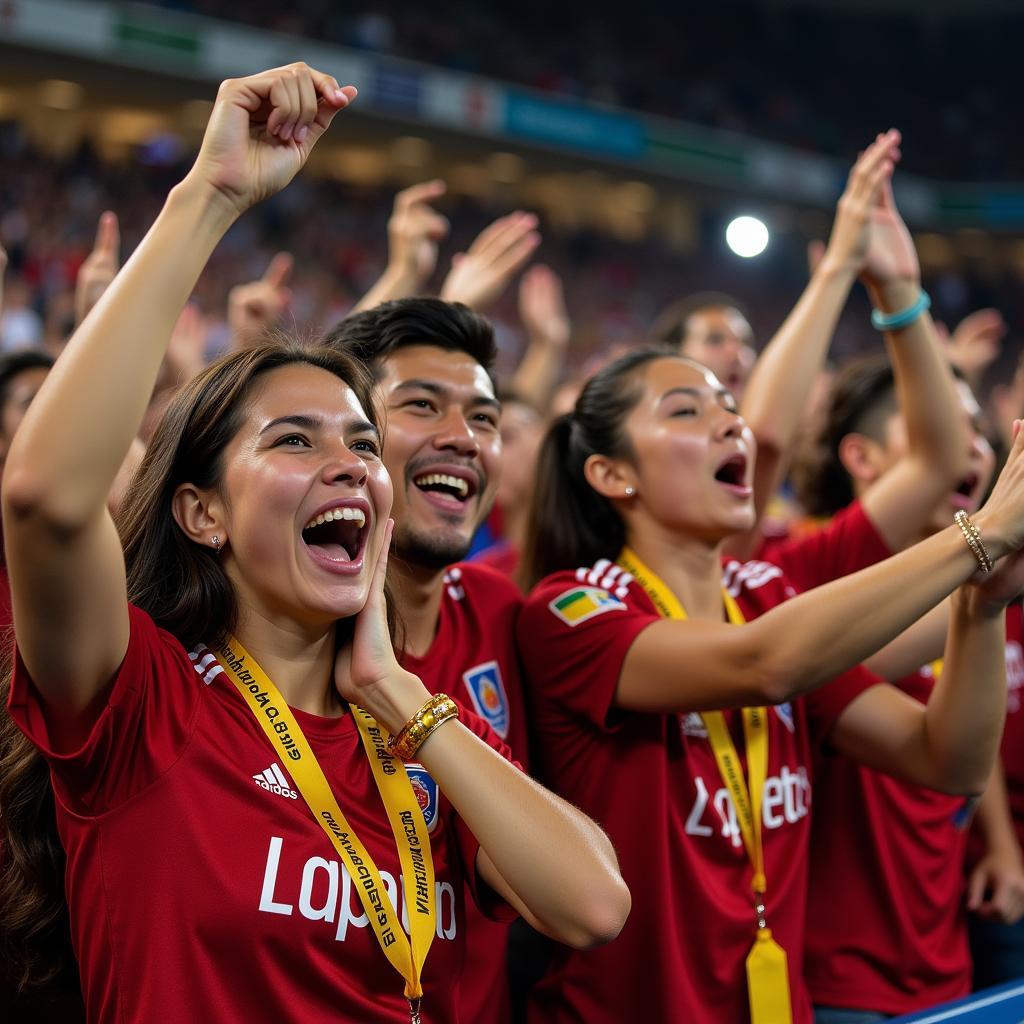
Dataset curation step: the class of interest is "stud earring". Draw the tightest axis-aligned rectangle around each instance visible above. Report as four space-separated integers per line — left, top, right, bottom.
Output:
211 535 220 550
624 487 635 497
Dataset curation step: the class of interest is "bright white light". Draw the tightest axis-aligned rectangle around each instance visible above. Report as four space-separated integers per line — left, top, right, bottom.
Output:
726 216 770 258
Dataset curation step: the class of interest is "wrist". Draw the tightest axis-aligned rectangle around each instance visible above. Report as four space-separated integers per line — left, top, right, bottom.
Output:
814 253 860 285
359 670 431 736
953 583 1008 621
963 509 1012 563
169 175 242 237
865 279 922 314
383 261 427 294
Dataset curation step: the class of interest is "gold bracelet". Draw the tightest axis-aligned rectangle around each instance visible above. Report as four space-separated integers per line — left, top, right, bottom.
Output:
954 510 993 573
388 694 460 761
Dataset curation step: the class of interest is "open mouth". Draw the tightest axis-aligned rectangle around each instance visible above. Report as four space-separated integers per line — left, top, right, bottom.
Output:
714 454 749 489
411 470 478 507
301 505 367 563
950 473 980 510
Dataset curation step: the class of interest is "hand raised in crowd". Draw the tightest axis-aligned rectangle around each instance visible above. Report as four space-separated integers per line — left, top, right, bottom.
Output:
519 263 571 350
350 180 450 312
74 210 120 327
386 179 450 289
818 129 901 280
185 62 357 217
944 308 1008 390
164 302 208 386
440 210 540 311
228 251 293 350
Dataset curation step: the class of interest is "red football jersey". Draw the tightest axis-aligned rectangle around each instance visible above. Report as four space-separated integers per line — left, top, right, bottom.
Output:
400 562 530 1024
765 498 976 1012
756 498 891 595
518 556 877 1024
8 604 516 1024
967 602 1024 862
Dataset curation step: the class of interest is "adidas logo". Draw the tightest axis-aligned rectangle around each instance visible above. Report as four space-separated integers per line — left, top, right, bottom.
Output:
253 762 298 800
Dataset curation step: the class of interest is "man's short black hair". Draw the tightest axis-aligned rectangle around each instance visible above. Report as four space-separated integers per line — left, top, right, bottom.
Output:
0 349 54 407
323 298 497 384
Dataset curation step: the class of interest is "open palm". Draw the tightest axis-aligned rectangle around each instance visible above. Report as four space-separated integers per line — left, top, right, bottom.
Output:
860 180 919 289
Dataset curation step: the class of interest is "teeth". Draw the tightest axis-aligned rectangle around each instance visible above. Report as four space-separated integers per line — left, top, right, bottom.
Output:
414 473 470 497
303 507 367 531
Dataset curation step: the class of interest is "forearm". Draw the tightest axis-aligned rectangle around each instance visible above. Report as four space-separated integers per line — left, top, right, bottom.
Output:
919 588 1006 792
351 264 421 314
741 261 855 461
416 719 629 948
976 762 1020 857
3 180 236 526
768 525 1001 699
510 336 564 410
871 280 968 484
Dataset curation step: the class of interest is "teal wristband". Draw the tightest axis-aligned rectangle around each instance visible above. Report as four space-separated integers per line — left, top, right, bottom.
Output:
870 290 931 332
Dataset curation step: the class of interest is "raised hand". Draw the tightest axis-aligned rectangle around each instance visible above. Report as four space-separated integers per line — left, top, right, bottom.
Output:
228 252 293 350
819 130 901 280
945 308 1008 388
75 210 120 327
975 420 1024 561
164 302 208 387
858 170 920 292
440 211 540 311
185 63 356 216
519 264 571 350
387 180 449 288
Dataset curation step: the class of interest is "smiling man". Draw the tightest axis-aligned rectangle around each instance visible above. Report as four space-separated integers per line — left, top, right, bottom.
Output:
325 298 530 1024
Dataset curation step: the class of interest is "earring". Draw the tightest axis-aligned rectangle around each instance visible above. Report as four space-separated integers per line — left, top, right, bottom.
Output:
211 535 220 550
624 487 635 497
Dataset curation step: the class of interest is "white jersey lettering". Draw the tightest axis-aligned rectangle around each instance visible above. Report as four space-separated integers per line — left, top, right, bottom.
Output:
685 768 811 848
258 837 459 943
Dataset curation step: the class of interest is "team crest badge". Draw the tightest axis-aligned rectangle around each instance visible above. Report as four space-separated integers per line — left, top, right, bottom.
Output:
549 586 626 627
774 702 795 733
405 764 440 834
463 661 510 738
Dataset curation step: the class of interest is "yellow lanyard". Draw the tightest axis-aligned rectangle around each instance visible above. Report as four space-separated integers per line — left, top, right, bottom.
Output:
210 635 435 1024
618 548 792 1024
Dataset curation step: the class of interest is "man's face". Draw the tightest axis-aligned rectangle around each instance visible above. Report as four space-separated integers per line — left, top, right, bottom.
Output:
377 345 501 569
679 307 756 400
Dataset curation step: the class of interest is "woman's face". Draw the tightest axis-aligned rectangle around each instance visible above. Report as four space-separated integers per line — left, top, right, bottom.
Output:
214 363 393 626
620 357 757 542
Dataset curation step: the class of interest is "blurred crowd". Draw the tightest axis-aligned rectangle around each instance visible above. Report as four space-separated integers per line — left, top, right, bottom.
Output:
139 0 1022 179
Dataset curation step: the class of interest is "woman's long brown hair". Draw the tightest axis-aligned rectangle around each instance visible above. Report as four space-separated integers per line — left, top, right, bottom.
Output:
0 342 382 993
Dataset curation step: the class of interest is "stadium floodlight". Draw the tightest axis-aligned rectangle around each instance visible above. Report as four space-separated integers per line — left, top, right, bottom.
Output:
725 216 769 258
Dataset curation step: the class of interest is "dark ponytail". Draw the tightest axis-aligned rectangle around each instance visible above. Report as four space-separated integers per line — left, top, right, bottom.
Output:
521 348 675 589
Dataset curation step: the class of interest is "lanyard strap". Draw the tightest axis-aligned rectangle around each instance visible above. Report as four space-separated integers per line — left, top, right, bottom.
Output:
209 635 435 1005
618 547 768 895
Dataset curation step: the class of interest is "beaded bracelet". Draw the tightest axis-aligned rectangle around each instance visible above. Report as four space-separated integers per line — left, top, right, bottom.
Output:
954 510 994 573
870 290 931 332
388 693 460 760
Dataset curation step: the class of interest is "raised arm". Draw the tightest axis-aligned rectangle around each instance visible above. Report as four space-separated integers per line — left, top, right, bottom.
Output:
736 131 899 548
853 175 969 551
351 180 449 313
2 65 356 741
510 264 572 411
617 423 1024 715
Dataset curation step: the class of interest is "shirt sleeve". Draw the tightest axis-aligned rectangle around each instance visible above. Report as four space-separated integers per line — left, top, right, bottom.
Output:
517 575 658 733
802 663 884 750
6 603 202 816
451 706 523 922
758 499 893 593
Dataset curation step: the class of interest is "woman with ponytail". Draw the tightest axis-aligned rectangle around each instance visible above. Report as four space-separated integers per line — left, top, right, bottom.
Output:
518 343 1024 1024
0 64 627 1023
